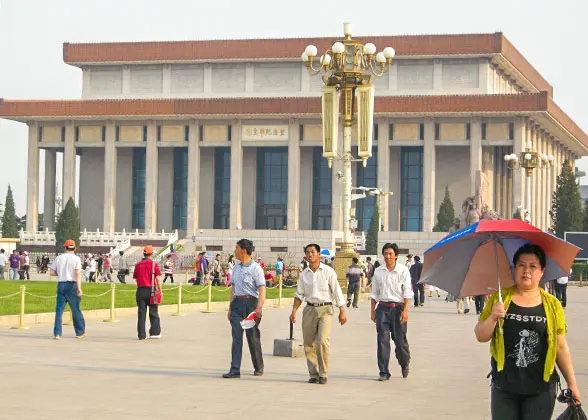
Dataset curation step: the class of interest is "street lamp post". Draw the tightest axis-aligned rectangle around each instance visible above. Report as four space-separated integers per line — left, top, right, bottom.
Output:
504 140 553 225
302 22 394 280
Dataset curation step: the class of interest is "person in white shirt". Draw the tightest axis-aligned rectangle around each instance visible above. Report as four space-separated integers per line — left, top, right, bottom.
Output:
290 243 347 385
49 239 85 339
22 251 30 280
555 268 571 308
0 248 6 279
370 242 413 381
88 255 97 282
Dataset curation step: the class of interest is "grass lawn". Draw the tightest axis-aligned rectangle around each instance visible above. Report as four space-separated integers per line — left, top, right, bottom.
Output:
0 280 295 316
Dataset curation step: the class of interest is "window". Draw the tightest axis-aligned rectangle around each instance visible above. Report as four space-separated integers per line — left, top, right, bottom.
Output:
157 125 162 142
185 125 189 142
434 123 440 141
389 123 394 140
373 123 379 141
400 147 423 231
228 125 232 142
214 148 231 229
75 127 80 142
38 126 43 142
271 247 288 253
172 148 188 230
355 146 377 231
419 123 425 141
143 126 147 142
206 245 223 252
199 125 204 142
61 127 65 142
312 147 332 230
482 123 487 140
102 126 106 142
299 124 304 141
116 126 120 142
132 148 146 229
256 147 288 229
508 122 514 140
466 123 471 140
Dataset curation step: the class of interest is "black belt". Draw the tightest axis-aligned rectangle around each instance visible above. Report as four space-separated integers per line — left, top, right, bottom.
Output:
378 301 404 308
234 295 256 300
306 302 332 307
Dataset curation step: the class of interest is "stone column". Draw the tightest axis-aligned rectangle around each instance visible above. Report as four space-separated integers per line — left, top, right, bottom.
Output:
287 119 300 231
377 118 390 231
422 118 436 232
186 120 200 237
26 122 39 232
62 121 76 204
103 121 117 233
44 149 56 230
470 117 483 196
144 120 158 232
512 117 526 214
230 120 243 229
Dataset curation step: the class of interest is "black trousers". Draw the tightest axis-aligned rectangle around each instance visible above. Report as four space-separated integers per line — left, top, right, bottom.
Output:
376 305 410 376
229 297 263 374
491 382 557 420
347 281 360 307
212 273 221 286
412 282 425 306
554 282 567 307
475 295 485 313
136 287 161 339
117 271 127 284
163 274 174 284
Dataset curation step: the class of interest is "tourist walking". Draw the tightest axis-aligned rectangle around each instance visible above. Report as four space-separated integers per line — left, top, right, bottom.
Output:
103 255 112 282
211 254 222 286
554 269 570 308
409 255 424 307
346 257 363 308
366 256 375 286
8 250 20 280
117 251 128 284
290 243 346 384
0 248 6 279
275 257 284 286
474 295 485 315
50 239 85 339
226 255 234 287
87 255 97 282
22 251 30 280
475 244 580 419
370 243 412 380
163 254 174 284
223 239 265 379
405 254 413 270
133 246 162 340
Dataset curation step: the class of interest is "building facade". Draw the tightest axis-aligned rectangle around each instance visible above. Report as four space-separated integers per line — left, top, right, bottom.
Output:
1 32 586 258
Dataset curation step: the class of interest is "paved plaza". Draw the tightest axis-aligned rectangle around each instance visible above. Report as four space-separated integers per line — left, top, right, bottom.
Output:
1 288 587 420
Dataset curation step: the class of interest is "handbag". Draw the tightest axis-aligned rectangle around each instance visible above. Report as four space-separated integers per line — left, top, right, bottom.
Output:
150 260 163 305
557 389 586 420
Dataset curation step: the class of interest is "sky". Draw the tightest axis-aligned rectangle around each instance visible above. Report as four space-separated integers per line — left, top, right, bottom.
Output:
0 0 586 215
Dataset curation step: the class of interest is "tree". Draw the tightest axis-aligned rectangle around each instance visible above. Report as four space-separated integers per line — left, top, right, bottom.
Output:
1 185 18 238
551 160 582 238
583 200 588 232
365 204 380 255
55 197 81 253
433 186 455 232
513 207 522 220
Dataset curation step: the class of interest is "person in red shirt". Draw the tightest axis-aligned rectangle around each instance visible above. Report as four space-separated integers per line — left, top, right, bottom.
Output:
133 245 162 340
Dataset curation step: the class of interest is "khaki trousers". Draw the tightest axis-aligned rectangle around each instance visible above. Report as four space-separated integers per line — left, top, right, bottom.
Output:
302 304 333 378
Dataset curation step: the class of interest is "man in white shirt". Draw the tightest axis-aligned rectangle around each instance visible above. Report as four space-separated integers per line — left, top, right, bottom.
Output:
0 248 6 279
290 243 347 385
370 242 413 381
88 255 97 282
49 239 85 339
555 268 571 308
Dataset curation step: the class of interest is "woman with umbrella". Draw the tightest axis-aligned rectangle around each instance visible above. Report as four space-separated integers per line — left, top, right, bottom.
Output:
475 243 580 419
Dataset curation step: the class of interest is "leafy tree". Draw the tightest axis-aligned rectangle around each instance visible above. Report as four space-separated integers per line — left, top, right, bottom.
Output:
55 198 80 253
583 200 588 232
551 160 582 238
1 185 18 237
433 186 455 232
365 205 380 255
513 207 522 220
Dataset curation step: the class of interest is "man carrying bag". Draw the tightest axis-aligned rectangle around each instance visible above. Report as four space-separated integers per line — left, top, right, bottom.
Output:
133 246 163 340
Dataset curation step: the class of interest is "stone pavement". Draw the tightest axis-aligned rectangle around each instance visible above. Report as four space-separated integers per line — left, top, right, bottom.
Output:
1 289 587 420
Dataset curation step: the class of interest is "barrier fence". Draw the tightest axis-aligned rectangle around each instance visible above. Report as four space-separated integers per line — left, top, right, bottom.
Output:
0 275 296 329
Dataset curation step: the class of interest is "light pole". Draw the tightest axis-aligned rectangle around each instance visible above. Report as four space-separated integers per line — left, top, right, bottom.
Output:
302 22 394 273
504 140 553 224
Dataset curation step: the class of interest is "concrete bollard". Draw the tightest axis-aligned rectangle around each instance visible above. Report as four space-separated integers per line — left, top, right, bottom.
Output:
104 283 120 323
273 321 304 358
11 286 30 330
172 282 184 316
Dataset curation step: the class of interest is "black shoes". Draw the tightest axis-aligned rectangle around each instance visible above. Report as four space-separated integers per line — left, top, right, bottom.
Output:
308 378 318 384
401 365 410 378
347 301 351 308
222 371 241 379
253 370 264 377
378 374 391 381
318 377 328 385
309 377 327 384
464 308 470 314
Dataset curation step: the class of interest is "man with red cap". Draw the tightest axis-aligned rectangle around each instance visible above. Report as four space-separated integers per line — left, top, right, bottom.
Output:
50 239 85 339
133 245 163 340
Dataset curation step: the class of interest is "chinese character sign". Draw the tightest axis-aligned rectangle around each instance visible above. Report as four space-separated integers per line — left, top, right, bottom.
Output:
242 125 289 141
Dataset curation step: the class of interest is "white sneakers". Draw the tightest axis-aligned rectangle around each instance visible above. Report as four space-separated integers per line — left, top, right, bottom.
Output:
149 334 162 339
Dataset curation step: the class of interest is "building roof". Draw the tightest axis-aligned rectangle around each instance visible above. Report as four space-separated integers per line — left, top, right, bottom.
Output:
0 93 585 151
63 33 552 96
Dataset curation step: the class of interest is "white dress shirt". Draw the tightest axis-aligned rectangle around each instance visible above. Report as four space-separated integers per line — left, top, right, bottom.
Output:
370 263 413 303
296 263 345 307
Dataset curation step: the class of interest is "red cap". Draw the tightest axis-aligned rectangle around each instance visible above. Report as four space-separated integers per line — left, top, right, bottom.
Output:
64 239 76 249
143 245 154 255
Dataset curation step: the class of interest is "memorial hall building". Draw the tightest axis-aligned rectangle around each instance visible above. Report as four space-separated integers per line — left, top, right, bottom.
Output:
1 32 586 257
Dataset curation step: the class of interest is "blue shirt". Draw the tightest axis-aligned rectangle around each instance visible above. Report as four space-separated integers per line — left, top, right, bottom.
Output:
231 259 265 297
275 260 284 274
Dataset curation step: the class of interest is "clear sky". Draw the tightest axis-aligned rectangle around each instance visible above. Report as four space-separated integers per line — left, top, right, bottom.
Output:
0 0 586 215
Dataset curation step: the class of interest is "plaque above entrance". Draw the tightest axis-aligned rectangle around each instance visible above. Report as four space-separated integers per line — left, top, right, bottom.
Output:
242 125 288 141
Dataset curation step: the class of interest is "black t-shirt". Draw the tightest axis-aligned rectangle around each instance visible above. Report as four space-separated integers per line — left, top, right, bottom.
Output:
491 302 554 394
